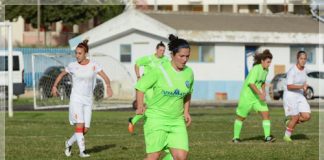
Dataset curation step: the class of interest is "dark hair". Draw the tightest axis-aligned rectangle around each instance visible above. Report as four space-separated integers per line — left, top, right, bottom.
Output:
168 34 190 55
76 39 89 53
253 49 273 66
156 41 165 49
297 50 307 59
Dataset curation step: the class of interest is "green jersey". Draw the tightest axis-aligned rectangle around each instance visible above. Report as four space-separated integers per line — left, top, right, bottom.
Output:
240 64 268 99
135 61 194 119
136 54 169 75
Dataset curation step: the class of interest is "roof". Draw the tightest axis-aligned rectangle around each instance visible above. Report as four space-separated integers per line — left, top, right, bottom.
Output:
144 11 319 33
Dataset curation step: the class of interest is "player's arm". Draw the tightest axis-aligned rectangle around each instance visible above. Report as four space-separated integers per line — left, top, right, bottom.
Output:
286 70 306 91
249 84 264 99
97 71 113 97
51 71 68 96
135 90 145 114
184 94 192 127
134 64 141 80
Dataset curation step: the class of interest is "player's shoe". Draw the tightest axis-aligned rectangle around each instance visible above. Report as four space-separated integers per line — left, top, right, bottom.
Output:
232 138 241 143
79 151 90 158
64 140 72 157
128 117 135 133
264 135 276 143
283 135 292 142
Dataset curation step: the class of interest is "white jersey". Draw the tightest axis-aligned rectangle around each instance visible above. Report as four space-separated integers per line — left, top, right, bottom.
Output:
65 60 102 104
284 65 307 96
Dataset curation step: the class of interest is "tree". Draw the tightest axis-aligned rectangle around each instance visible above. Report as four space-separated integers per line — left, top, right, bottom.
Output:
5 4 125 45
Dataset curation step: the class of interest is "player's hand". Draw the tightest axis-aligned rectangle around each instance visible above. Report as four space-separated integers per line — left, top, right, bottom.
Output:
106 87 113 97
51 86 58 97
184 112 192 127
258 92 266 101
136 106 145 115
303 83 308 92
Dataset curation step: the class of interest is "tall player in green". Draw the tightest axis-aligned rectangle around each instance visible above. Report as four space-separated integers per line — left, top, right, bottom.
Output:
135 34 194 160
128 42 169 133
233 49 276 143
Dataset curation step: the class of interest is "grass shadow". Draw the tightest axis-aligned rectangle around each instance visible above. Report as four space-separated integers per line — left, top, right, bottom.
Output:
291 134 309 140
86 144 116 153
241 135 264 141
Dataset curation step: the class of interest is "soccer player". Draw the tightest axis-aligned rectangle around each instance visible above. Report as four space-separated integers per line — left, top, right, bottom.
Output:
128 41 169 133
51 40 113 157
135 34 194 160
283 51 311 142
232 49 276 143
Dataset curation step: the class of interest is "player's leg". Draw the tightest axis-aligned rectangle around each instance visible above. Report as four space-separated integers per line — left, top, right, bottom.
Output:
169 148 187 160
65 101 82 157
298 97 311 123
144 119 167 160
168 122 188 160
233 99 250 142
284 115 299 142
283 96 300 142
145 152 162 160
260 111 275 142
257 100 275 142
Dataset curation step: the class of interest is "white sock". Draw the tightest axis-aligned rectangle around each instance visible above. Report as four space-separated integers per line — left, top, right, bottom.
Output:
285 128 293 137
67 133 77 146
75 132 85 153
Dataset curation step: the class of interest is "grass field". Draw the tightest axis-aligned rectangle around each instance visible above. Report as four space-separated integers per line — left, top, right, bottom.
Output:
5 107 319 160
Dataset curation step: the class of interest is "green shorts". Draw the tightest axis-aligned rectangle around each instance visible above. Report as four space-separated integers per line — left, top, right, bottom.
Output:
143 117 189 153
236 98 268 118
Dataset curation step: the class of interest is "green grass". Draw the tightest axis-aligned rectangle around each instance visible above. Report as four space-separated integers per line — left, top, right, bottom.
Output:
5 107 319 160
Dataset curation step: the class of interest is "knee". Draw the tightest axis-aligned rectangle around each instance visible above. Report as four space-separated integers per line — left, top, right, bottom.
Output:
302 114 311 121
146 153 160 160
172 153 188 160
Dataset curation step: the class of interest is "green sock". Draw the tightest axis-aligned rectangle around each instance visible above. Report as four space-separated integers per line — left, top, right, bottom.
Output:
234 119 243 139
262 120 271 138
131 114 144 125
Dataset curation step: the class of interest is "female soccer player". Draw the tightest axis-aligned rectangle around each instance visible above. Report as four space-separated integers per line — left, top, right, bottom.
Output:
51 40 113 157
283 51 311 142
135 34 194 160
128 41 169 133
232 49 275 143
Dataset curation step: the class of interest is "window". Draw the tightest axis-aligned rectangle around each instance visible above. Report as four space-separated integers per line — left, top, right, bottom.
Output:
307 72 319 78
290 46 316 64
189 44 215 62
120 44 131 62
0 56 20 71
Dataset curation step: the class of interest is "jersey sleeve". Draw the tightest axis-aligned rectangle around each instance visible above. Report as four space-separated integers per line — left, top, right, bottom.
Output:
93 61 103 73
136 56 150 66
246 66 258 85
189 71 194 94
286 68 295 85
135 69 158 93
65 63 73 74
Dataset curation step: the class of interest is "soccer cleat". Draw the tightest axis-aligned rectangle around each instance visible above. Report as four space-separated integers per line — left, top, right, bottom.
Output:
232 138 241 143
283 135 292 142
79 151 90 158
64 140 72 157
264 135 276 143
128 117 135 133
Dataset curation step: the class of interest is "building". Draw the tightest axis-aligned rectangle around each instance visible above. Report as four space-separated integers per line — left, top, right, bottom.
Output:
70 9 323 100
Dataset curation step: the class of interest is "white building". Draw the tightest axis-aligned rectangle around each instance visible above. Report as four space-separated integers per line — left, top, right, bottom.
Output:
70 9 323 100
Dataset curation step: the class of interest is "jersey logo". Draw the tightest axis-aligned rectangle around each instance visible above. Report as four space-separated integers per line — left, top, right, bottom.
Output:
185 80 190 88
162 89 187 97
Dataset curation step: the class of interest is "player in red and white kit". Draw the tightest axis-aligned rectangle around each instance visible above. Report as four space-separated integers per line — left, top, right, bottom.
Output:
52 40 113 157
